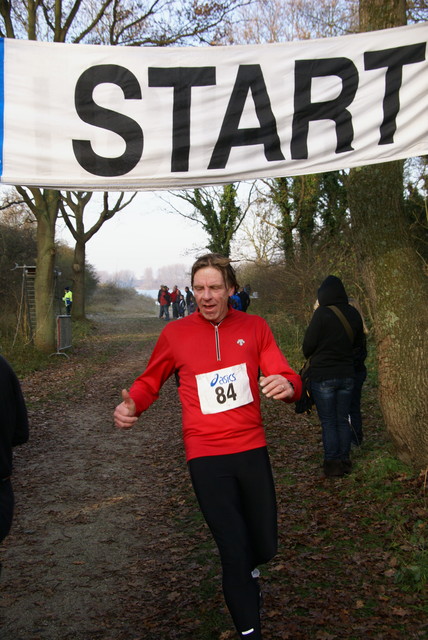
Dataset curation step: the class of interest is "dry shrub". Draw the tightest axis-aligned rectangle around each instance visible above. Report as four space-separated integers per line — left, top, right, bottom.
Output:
237 238 367 326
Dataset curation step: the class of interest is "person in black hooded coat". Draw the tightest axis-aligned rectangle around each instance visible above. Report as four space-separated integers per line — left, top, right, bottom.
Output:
302 276 364 478
0 355 29 546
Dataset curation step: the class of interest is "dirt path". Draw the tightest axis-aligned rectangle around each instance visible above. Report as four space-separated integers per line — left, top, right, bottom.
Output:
0 315 193 640
0 314 426 640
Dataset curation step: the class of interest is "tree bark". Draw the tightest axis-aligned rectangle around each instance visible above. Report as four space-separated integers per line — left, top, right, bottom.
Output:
72 240 86 320
3 0 243 343
347 0 428 468
59 191 137 320
33 190 61 352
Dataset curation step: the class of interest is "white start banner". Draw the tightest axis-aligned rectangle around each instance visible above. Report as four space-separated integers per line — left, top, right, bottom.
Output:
0 22 427 190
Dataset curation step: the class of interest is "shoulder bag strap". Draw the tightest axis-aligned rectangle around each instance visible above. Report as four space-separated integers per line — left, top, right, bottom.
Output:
301 357 311 376
328 305 354 343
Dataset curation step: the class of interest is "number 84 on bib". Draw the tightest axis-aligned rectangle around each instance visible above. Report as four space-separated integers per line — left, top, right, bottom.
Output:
196 363 254 415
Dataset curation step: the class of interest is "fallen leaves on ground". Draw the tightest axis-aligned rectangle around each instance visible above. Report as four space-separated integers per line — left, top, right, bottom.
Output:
0 314 426 640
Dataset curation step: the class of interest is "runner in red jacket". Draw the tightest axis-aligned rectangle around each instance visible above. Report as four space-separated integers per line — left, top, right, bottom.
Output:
114 253 301 640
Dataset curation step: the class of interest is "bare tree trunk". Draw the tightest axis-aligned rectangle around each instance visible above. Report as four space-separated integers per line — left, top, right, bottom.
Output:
72 239 86 320
33 191 60 352
347 0 428 468
59 190 138 320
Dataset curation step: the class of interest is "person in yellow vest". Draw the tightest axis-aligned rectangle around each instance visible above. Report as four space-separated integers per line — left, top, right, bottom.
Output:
62 287 73 315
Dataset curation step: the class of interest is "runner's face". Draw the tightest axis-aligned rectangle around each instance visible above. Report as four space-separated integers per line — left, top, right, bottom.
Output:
193 267 234 324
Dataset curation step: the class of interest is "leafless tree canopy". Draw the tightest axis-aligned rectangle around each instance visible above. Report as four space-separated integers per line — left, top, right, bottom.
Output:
0 0 249 45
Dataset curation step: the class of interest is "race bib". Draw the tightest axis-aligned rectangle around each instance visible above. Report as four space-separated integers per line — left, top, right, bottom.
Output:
196 363 254 415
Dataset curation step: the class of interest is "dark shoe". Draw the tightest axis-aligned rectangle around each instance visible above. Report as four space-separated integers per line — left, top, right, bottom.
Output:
342 459 352 474
323 460 344 478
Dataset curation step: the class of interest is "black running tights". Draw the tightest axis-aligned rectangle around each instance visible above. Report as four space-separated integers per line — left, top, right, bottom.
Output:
188 447 277 639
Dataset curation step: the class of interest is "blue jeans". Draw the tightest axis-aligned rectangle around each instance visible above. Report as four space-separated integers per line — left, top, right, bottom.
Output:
311 377 354 461
159 304 170 320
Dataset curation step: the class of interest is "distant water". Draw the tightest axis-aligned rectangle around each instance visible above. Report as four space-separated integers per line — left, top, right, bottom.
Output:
136 289 159 300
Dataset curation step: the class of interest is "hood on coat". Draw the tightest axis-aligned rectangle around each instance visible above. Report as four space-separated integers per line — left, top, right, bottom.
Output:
317 275 348 306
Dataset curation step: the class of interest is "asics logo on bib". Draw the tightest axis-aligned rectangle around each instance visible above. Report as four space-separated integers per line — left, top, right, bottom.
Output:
196 363 252 414
210 372 237 387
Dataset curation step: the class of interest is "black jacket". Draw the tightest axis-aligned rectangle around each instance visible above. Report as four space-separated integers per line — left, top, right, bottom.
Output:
238 290 250 312
302 276 365 382
0 356 29 479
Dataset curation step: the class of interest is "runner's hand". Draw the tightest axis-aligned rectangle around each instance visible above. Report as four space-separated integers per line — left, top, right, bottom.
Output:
114 389 138 429
259 375 294 400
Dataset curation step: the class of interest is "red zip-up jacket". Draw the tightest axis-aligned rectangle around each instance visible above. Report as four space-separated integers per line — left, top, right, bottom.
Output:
130 308 301 461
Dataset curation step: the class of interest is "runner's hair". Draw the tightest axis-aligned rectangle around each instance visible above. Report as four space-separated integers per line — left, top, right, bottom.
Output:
191 253 238 291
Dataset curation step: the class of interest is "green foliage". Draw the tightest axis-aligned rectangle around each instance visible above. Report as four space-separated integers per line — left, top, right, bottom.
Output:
404 179 428 264
264 170 350 259
352 450 412 494
173 184 245 257
54 243 99 303
260 307 306 371
241 164 424 343
344 449 428 593
69 317 98 343
0 340 52 377
318 170 349 236
237 238 363 327
293 174 319 243
0 226 101 338
0 310 98 377
395 553 428 593
0 282 156 371
0 221 37 269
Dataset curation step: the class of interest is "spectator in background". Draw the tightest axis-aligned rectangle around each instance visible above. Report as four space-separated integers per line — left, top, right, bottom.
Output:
302 276 364 478
0 355 29 564
62 287 73 315
170 285 181 320
157 285 164 318
184 286 192 306
178 294 186 318
238 286 251 313
185 286 196 314
188 294 196 314
230 287 242 310
159 286 171 321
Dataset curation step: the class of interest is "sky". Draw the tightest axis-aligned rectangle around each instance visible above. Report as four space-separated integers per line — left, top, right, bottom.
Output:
56 191 210 280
